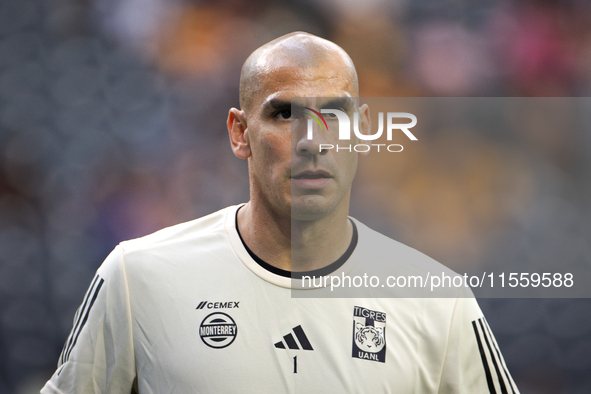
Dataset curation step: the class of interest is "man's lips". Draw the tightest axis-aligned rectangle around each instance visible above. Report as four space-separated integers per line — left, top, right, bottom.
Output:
291 170 332 188
291 170 331 179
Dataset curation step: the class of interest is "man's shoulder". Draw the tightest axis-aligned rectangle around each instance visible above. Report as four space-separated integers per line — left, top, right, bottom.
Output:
353 218 459 278
352 218 476 300
118 205 239 254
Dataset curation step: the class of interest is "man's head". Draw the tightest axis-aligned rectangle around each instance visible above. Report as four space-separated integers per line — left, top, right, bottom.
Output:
227 32 369 221
238 32 359 112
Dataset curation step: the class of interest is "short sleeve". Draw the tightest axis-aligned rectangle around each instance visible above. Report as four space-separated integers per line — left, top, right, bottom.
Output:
438 291 520 394
41 246 136 393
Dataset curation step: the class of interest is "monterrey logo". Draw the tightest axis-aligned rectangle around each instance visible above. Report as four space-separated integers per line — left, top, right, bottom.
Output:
305 108 417 153
199 312 238 349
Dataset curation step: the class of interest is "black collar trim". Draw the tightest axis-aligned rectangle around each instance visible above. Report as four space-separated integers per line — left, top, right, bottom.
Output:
235 209 358 279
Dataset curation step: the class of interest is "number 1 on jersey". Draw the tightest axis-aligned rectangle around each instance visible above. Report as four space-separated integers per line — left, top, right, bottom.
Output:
293 356 297 373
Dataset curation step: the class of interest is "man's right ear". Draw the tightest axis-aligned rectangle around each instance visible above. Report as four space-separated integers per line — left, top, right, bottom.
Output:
227 108 251 159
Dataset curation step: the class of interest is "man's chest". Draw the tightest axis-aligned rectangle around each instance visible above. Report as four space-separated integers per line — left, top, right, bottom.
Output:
129 274 448 393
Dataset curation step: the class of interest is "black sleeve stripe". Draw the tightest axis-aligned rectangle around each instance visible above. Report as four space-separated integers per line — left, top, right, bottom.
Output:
483 317 518 394
65 277 104 362
59 274 100 365
59 274 99 366
472 320 497 394
58 275 105 366
478 319 510 394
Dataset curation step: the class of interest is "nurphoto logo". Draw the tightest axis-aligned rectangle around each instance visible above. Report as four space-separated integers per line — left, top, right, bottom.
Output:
305 109 417 153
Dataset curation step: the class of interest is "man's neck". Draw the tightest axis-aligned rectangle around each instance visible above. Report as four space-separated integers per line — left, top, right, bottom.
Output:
236 201 353 272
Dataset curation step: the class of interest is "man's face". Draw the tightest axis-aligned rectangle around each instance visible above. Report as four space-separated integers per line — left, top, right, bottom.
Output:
242 56 362 221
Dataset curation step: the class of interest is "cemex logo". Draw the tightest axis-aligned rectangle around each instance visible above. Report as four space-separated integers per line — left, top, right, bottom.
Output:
305 108 417 153
196 301 240 310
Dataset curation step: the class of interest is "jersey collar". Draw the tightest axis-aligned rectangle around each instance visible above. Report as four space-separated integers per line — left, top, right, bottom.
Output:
225 204 364 289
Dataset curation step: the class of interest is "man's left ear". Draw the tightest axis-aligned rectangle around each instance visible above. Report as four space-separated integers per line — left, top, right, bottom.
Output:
357 104 371 157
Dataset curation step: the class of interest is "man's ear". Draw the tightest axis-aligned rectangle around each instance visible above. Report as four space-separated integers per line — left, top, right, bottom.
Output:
227 108 251 159
357 104 371 157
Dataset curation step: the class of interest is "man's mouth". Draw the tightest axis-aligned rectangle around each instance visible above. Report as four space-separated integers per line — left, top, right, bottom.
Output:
291 170 332 189
292 171 331 179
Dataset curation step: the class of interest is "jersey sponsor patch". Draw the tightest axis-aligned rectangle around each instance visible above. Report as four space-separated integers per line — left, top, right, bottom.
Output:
199 312 238 349
352 306 386 363
196 301 240 309
274 325 314 351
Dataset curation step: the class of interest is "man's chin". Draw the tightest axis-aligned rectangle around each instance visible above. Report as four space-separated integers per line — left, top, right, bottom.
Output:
289 196 336 221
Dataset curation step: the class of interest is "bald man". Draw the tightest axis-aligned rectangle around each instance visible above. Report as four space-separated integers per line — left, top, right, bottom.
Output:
42 33 518 393
229 32 364 273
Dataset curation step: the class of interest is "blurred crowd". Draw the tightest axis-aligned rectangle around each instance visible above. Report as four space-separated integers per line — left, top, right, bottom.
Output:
0 0 590 392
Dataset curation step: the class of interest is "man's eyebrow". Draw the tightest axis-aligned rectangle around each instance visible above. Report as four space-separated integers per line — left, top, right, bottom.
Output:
263 98 292 112
320 97 355 111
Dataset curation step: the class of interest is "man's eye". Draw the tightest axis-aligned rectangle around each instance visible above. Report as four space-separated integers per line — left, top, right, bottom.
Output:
276 110 291 120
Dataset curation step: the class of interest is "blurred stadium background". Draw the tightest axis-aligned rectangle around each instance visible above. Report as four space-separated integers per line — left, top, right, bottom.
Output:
0 0 590 392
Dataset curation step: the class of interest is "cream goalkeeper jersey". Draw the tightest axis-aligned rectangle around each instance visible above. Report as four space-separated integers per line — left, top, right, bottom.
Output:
42 205 518 393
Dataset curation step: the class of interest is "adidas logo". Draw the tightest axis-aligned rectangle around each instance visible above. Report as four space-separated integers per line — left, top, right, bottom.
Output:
274 325 314 351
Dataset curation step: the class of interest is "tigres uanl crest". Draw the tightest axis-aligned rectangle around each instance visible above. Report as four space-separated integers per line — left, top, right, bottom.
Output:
352 306 386 363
